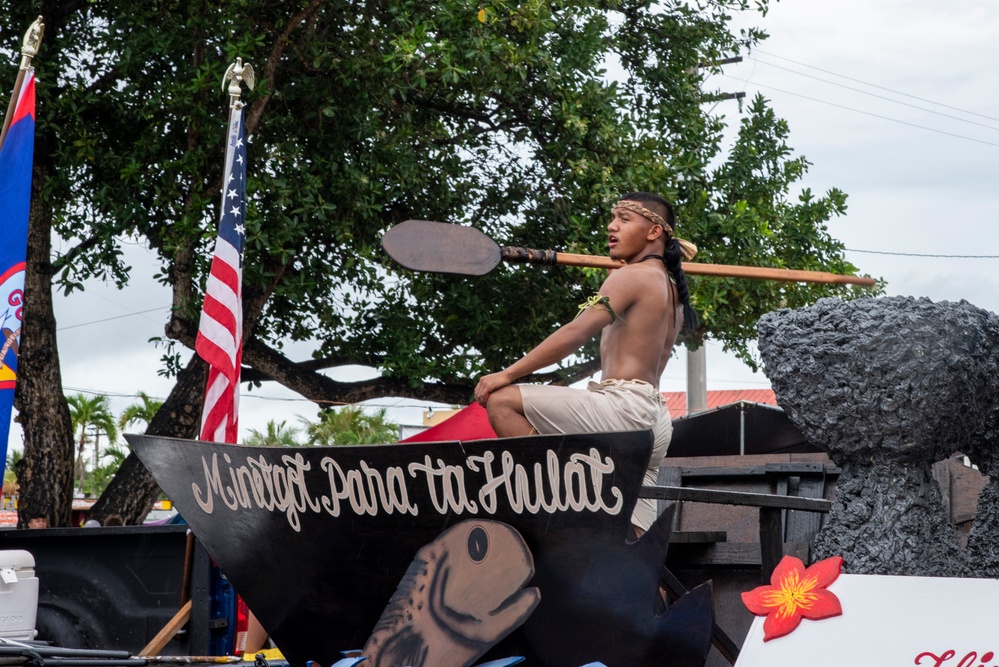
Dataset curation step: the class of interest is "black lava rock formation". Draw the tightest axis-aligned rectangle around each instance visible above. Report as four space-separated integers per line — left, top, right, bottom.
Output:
758 296 999 577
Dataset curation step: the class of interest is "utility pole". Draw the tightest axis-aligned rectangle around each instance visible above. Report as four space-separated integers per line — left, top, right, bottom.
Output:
687 346 708 415
685 55 744 413
92 427 100 480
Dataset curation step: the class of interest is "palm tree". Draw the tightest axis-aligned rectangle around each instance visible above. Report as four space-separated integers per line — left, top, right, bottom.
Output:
118 392 164 432
3 448 21 498
85 445 129 497
244 420 301 447
4 447 21 480
66 393 120 496
300 407 399 446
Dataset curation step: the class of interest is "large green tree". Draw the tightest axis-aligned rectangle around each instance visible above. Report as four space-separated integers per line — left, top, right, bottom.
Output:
1 0 878 524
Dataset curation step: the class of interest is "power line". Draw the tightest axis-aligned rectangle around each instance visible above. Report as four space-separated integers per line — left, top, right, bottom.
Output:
752 49 999 123
58 306 168 331
747 56 999 133
723 76 999 149
846 248 999 259
61 384 453 413
63 386 147 399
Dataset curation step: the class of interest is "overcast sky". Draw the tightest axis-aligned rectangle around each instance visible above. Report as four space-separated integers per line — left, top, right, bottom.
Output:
9 0 999 453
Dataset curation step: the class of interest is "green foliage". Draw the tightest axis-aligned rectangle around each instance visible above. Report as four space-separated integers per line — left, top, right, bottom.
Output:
118 392 164 431
300 407 400 446
244 410 400 446
684 94 869 366
83 445 129 498
244 419 301 447
0 0 880 401
4 448 20 485
67 393 120 445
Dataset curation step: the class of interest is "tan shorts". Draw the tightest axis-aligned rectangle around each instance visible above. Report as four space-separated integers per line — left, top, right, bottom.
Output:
519 379 672 532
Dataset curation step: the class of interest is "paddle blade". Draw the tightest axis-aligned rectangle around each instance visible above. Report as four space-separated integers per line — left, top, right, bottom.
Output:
381 220 502 276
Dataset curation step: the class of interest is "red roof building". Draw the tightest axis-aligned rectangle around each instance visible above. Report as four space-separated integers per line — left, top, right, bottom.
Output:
662 389 777 419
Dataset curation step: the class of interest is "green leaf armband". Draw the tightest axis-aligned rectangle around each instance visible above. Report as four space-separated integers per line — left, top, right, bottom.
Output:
575 294 624 323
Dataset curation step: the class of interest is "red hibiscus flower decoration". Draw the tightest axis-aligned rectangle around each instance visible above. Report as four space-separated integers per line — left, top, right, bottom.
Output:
741 555 844 641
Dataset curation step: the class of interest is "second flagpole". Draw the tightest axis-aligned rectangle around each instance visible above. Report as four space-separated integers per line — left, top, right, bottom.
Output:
0 16 44 152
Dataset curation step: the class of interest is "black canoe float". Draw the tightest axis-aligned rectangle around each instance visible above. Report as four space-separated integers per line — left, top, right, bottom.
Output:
128 431 714 667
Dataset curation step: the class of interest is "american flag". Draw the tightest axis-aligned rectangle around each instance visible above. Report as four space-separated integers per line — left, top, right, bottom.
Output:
195 106 247 443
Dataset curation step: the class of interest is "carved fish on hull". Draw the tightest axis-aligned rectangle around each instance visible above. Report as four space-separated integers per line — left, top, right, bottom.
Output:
362 520 540 667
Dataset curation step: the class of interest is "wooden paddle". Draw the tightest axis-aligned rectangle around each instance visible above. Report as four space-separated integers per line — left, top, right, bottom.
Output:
382 220 877 286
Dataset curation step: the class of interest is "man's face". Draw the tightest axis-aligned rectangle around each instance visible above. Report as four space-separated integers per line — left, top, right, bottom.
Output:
607 204 658 261
28 517 47 529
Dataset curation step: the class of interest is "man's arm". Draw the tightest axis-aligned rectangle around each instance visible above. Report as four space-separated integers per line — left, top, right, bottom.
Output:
474 308 611 405
474 268 641 404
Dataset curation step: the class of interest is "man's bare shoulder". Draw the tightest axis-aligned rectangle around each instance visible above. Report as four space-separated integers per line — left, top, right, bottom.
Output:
601 262 664 293
598 263 668 321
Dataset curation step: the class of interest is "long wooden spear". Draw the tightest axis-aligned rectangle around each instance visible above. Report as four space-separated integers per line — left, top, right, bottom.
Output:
0 16 44 152
382 219 877 286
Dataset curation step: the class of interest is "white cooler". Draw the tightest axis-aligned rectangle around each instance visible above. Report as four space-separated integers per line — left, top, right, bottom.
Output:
0 549 38 640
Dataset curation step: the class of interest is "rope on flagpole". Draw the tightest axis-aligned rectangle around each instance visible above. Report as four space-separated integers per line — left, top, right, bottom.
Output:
0 16 44 151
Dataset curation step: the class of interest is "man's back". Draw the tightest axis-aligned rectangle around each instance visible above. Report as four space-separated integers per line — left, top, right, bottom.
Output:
598 261 681 385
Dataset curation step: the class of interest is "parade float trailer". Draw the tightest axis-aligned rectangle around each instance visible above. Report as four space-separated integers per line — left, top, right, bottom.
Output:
2 391 986 667
124 295 999 667
124 404 984 667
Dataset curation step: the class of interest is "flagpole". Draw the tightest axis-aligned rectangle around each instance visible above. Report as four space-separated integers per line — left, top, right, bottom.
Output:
194 58 255 445
0 16 44 152
219 58 255 208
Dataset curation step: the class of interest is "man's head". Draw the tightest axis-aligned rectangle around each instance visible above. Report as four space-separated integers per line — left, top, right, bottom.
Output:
613 192 697 262
615 192 676 234
612 191 699 333
27 513 48 529
608 192 676 261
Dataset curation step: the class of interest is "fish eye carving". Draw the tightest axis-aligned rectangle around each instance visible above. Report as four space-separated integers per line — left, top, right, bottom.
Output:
467 525 488 563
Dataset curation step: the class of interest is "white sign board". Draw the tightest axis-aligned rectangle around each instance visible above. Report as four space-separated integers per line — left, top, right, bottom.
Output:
736 574 999 667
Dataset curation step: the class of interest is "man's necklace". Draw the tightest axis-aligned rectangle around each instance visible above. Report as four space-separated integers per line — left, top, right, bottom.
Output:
637 253 677 285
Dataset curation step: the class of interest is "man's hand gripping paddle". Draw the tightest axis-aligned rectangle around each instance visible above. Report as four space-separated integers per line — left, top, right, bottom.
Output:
381 219 877 286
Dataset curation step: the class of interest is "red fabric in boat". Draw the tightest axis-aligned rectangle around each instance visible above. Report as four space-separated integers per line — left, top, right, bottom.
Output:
399 403 497 442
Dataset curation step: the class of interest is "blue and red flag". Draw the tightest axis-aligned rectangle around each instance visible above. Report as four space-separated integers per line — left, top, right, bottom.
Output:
195 105 246 444
0 71 35 476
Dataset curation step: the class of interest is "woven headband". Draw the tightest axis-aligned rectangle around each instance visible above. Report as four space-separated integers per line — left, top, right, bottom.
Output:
612 200 698 261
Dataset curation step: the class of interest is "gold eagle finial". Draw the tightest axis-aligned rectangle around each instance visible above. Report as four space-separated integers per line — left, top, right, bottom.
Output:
222 58 255 107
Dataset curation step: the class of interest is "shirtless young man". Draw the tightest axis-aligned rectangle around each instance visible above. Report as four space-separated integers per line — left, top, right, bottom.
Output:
474 192 696 535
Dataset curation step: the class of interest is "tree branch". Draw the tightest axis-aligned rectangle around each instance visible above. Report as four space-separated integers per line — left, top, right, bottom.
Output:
50 233 106 275
166 315 474 406
244 0 325 136
239 351 385 383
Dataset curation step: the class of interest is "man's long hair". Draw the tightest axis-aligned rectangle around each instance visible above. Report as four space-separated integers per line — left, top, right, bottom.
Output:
620 192 698 334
